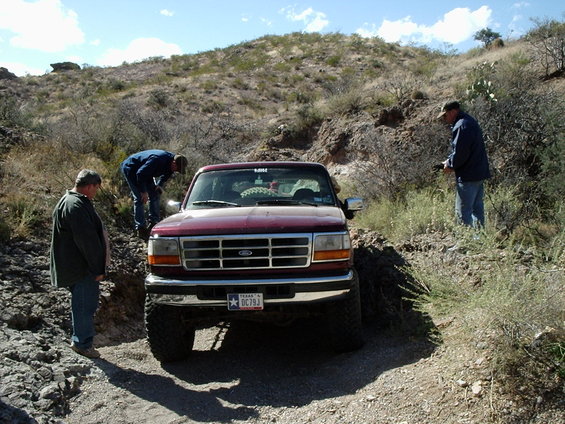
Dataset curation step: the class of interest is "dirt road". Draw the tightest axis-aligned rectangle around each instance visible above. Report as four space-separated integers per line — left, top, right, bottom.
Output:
62 319 494 424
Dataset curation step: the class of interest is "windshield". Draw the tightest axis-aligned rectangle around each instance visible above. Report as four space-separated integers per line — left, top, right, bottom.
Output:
185 166 338 209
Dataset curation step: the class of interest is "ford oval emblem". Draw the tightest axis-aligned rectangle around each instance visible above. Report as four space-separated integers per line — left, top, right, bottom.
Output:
238 249 253 257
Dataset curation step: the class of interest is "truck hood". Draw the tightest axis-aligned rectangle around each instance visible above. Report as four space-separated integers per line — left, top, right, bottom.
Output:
152 206 346 236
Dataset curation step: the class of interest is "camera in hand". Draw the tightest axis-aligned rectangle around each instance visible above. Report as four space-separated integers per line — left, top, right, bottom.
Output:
432 163 444 171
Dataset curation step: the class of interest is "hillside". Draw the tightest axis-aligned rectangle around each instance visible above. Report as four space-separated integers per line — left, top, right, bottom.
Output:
1 31 564 424
2 33 462 171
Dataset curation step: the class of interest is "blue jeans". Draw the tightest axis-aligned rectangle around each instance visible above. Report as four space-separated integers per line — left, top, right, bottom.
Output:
455 180 485 228
121 164 161 230
69 274 100 350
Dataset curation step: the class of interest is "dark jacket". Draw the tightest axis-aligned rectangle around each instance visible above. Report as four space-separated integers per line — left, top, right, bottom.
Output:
50 190 106 288
120 150 174 192
446 111 491 182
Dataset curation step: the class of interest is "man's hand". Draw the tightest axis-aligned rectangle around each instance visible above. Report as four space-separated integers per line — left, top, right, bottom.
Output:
442 160 454 174
141 192 149 204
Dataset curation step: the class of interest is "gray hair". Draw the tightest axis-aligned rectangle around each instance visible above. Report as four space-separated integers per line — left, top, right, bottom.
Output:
75 169 102 187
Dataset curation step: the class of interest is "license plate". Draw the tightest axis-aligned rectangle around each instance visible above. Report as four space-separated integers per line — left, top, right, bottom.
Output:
227 293 264 311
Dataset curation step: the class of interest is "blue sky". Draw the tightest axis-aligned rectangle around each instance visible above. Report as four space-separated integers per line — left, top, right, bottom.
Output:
1 1 563 76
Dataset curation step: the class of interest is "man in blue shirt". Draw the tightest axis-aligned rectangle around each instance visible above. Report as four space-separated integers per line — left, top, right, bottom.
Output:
121 150 188 239
438 101 491 228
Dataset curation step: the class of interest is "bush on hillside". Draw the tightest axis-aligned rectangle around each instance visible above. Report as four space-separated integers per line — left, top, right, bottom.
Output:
456 53 565 233
0 97 32 129
526 17 565 78
352 121 447 201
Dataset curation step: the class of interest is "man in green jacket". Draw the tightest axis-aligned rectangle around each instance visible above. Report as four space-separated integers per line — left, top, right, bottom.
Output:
50 169 108 359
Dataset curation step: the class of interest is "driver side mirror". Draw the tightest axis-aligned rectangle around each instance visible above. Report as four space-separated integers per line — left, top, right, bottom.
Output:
166 199 182 214
344 197 364 211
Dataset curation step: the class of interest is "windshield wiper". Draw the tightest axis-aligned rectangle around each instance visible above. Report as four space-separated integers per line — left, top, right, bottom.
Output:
256 199 318 206
191 200 241 207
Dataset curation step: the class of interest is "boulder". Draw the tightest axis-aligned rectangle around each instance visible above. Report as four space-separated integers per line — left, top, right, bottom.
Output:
0 67 17 80
50 62 81 72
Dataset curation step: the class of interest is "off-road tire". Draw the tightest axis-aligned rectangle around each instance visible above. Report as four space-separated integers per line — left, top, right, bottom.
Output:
326 271 365 353
145 298 195 362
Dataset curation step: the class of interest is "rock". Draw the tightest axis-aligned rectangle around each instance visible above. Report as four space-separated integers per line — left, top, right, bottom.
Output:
531 326 561 348
471 381 483 396
39 383 60 400
375 106 404 127
0 67 17 80
456 379 468 387
50 62 81 72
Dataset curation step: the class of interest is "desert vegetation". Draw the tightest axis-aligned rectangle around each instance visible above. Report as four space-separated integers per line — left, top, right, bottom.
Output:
1 19 563 422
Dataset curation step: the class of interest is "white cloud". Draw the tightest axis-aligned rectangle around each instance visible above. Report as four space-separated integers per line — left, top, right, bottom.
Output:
0 61 46 76
355 23 379 39
160 9 174 17
356 6 492 46
512 2 530 9
0 0 84 52
260 17 272 27
282 7 329 32
97 37 182 67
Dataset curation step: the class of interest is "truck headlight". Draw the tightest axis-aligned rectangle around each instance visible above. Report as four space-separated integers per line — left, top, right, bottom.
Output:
148 238 181 265
313 233 351 261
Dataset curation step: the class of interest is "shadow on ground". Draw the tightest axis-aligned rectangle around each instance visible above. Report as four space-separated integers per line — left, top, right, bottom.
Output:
95 318 436 423
91 237 438 423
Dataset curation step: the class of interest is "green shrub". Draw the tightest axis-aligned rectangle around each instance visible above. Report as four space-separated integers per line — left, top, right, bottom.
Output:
199 80 218 92
2 193 43 238
326 55 341 67
148 89 170 108
325 88 364 116
237 95 264 112
201 100 226 114
356 186 453 241
286 90 314 104
231 77 250 90
0 96 32 128
107 79 127 91
290 104 323 137
526 17 565 77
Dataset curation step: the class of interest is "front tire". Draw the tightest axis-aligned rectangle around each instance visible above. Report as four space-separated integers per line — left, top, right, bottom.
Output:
145 298 195 362
327 272 365 352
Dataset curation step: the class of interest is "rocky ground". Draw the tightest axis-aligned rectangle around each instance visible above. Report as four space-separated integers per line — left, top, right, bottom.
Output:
0 228 562 424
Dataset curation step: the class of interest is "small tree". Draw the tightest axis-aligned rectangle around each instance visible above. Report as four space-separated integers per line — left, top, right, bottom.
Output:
526 17 565 78
474 27 502 48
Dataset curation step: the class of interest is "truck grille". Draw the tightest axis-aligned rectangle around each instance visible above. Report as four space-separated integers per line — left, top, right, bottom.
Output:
180 234 312 270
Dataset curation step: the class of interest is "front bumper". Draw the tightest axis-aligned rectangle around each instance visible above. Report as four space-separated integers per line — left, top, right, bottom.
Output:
145 270 354 306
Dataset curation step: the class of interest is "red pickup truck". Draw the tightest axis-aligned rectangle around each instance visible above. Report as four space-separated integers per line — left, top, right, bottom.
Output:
144 161 364 362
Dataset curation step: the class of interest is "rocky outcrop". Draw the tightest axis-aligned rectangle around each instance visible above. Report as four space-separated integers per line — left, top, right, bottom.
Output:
375 106 404 127
0 67 17 80
50 62 81 73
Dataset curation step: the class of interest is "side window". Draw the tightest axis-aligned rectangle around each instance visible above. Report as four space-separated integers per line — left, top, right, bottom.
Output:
189 177 212 202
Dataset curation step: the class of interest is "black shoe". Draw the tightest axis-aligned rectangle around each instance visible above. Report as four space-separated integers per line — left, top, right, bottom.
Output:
70 343 101 359
137 226 150 241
